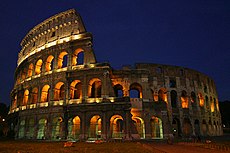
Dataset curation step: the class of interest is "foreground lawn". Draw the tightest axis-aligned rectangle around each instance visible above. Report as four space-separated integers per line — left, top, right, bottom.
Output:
0 141 151 153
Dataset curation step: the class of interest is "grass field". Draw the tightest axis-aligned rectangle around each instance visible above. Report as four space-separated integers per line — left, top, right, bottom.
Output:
0 141 152 153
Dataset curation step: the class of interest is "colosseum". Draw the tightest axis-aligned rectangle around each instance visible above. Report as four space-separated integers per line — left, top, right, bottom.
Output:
8 9 222 141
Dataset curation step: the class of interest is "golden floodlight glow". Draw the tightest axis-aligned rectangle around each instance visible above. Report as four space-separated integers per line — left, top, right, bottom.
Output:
18 34 86 66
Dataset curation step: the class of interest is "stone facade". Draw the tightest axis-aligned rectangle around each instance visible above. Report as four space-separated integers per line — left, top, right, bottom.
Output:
9 9 222 141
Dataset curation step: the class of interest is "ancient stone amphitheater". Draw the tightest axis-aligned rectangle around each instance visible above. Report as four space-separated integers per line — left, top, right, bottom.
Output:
9 9 222 141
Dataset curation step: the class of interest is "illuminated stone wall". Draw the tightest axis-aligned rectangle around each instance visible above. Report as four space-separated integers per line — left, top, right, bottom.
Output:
9 9 222 141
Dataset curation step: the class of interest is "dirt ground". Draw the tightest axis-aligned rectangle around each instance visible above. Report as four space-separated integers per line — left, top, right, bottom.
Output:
0 136 229 153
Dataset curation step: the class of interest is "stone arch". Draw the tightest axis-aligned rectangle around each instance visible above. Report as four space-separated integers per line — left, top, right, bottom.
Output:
70 80 82 99
208 120 212 136
68 116 81 140
88 78 102 98
54 82 65 100
37 118 47 139
35 59 43 75
110 115 124 138
172 118 181 137
113 84 123 98
191 92 196 107
132 116 145 139
31 87 38 104
151 89 159 102
182 118 192 136
158 88 167 103
170 90 177 108
12 95 17 109
51 117 63 140
210 96 214 112
23 89 29 106
57 51 68 68
205 96 209 110
45 55 54 72
17 91 23 106
41 85 50 102
181 90 188 108
194 119 200 135
202 120 207 136
26 118 35 139
72 48 84 66
213 121 217 135
151 116 163 139
18 120 25 138
198 93 204 107
89 115 102 138
129 82 142 98
21 68 27 80
28 63 34 77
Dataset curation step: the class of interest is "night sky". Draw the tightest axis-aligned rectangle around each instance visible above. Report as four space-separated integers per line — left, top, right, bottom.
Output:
0 0 230 105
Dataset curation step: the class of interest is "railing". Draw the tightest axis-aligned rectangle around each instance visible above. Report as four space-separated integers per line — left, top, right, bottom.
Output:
68 99 82 104
52 100 64 106
9 97 132 113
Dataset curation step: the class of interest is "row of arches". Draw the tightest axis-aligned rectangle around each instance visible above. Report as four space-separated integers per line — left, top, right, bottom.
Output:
172 118 222 137
17 49 84 84
169 90 218 112
18 115 163 140
12 79 219 114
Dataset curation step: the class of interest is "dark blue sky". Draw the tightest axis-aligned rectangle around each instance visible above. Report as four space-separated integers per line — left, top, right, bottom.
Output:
0 0 230 105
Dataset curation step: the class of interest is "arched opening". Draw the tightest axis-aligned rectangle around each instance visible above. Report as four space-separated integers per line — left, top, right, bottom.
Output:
72 48 84 66
151 116 163 139
151 89 158 102
70 80 82 99
23 90 29 105
215 98 219 111
21 68 27 80
45 55 54 72
37 118 47 139
158 88 167 103
51 117 63 140
183 118 192 136
68 116 81 140
198 93 204 107
172 118 181 137
202 120 207 136
181 90 188 108
12 95 17 109
132 117 145 139
58 51 68 68
89 115 102 139
35 59 43 75
17 92 23 106
88 78 102 98
54 82 65 100
210 96 214 112
28 63 34 77
208 120 212 136
129 83 142 98
41 85 50 102
113 84 123 98
170 90 177 108
18 120 25 138
213 121 217 135
191 92 196 107
110 115 124 138
27 118 34 139
205 96 209 110
194 119 200 136
31 87 38 104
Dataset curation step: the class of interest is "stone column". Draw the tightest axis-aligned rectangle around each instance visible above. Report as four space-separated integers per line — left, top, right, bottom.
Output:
101 111 108 140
